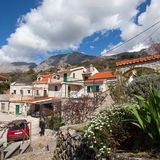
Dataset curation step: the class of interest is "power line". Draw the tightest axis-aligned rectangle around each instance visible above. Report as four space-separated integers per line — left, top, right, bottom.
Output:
106 19 160 53
144 24 160 42
135 22 160 44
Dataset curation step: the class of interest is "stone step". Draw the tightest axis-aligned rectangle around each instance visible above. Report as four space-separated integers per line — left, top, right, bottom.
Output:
19 141 30 154
4 142 21 159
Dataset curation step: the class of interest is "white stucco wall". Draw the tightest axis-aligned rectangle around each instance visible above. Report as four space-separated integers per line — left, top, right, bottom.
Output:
48 84 62 97
33 83 49 97
10 83 34 99
9 102 30 115
0 101 9 113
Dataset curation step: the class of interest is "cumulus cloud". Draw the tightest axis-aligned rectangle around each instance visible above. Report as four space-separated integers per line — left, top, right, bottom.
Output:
128 43 149 52
1 0 158 62
102 0 160 55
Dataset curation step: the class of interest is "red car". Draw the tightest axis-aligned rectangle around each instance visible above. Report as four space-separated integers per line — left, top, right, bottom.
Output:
7 119 30 142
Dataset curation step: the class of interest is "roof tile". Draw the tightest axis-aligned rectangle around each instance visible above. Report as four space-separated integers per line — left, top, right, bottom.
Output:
85 71 116 83
116 54 160 67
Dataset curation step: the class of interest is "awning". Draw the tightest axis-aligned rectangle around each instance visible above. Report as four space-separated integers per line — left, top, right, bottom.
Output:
30 97 61 105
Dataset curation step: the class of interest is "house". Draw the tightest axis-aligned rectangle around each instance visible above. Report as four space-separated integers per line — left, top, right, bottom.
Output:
0 94 10 113
57 65 98 98
0 64 99 115
0 73 10 83
10 82 34 100
116 54 160 74
33 74 52 97
9 82 34 115
85 71 117 97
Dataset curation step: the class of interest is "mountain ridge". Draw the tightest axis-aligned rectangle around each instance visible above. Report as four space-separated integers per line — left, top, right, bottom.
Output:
0 47 156 73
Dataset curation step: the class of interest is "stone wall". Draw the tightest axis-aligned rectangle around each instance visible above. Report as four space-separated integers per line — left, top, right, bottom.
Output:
52 129 96 160
52 128 156 160
117 60 160 74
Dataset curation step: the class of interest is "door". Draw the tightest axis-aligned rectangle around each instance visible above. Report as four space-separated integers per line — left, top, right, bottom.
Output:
16 105 20 115
68 86 71 97
63 73 67 82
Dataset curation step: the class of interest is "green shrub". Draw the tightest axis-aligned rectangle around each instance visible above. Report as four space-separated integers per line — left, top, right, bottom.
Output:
127 74 160 98
129 86 160 147
45 116 62 131
84 105 131 157
0 82 10 94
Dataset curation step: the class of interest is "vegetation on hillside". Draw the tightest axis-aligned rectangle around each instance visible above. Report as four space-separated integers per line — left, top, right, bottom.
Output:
0 82 10 94
9 68 38 83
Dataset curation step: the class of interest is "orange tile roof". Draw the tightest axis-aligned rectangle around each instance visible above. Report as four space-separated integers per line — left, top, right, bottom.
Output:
116 54 160 67
34 74 52 83
10 97 61 103
85 71 116 83
0 73 9 80
29 97 61 103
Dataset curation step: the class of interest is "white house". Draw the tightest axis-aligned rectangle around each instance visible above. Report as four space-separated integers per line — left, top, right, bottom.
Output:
0 65 100 115
84 71 117 97
57 65 99 98
0 94 10 113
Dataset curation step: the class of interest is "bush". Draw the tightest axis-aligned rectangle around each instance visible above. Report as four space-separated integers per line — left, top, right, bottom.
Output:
129 86 160 147
0 82 10 94
84 105 131 157
45 116 62 131
84 104 153 158
127 74 160 98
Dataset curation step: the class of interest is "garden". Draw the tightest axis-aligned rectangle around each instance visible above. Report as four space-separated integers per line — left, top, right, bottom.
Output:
52 73 160 160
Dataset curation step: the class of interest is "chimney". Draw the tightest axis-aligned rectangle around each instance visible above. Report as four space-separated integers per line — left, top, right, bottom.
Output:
90 64 94 72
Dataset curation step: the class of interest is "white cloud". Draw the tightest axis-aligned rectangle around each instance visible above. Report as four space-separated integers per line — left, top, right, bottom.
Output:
1 0 156 62
128 43 149 52
90 45 95 49
102 0 160 56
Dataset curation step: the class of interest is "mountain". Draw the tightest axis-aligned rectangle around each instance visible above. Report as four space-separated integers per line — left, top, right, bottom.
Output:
0 44 158 73
34 52 96 72
0 62 37 73
102 48 151 60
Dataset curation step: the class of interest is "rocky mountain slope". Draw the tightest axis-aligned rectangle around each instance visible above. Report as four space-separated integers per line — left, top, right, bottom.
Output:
0 45 156 73
0 62 37 73
34 52 96 72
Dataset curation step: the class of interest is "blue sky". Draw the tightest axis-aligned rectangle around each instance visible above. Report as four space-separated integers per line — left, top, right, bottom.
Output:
0 0 38 46
0 0 159 63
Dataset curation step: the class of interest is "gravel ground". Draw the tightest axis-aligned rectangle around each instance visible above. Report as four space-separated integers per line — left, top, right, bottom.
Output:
0 113 57 160
11 135 57 160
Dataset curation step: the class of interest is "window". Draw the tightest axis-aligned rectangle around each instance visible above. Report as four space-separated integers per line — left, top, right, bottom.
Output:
36 90 39 96
95 85 100 92
1 103 5 111
44 90 47 96
73 73 75 78
87 86 91 93
13 90 16 94
20 90 23 95
84 76 88 80
87 85 99 93
55 86 58 91
28 90 31 94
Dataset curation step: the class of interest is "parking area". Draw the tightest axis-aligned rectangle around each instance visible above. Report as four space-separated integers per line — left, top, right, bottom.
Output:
0 113 40 144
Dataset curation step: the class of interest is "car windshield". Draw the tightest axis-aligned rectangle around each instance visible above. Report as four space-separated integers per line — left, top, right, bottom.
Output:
9 122 26 130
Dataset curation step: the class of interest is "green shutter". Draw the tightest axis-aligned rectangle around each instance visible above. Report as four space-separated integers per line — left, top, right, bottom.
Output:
73 73 75 78
16 105 20 115
63 73 67 82
96 86 99 92
87 86 90 93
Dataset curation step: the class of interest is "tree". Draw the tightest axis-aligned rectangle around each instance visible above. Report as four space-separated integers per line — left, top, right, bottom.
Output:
127 74 160 98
